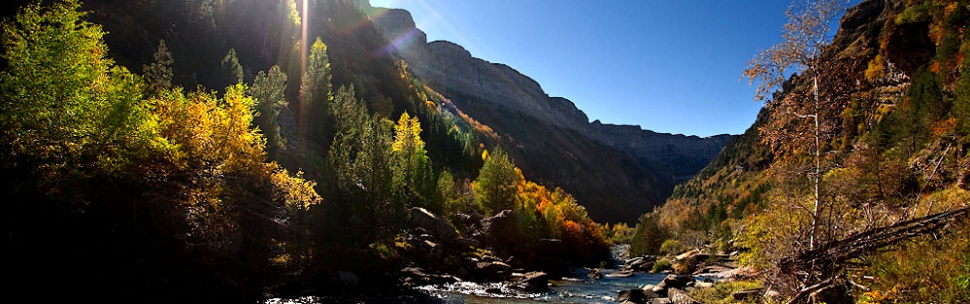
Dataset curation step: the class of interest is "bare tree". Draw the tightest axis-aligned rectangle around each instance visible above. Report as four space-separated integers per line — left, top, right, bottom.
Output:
743 0 848 252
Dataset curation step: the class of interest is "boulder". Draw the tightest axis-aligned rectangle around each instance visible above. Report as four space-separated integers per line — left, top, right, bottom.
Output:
625 256 656 272
409 207 459 240
668 288 700 304
617 289 647 304
694 281 714 288
513 271 549 293
656 274 692 291
337 271 358 286
618 288 661 304
478 210 517 243
674 250 710 274
506 255 523 268
400 267 458 286
443 255 461 268
449 212 478 233
606 270 635 278
675 249 701 261
474 261 512 281
588 268 603 280
457 237 479 249
649 298 673 304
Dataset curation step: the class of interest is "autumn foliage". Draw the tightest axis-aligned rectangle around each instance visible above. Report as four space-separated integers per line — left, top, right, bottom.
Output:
1 1 614 301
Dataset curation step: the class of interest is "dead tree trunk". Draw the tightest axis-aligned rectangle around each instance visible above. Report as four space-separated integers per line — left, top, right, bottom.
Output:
779 206 970 303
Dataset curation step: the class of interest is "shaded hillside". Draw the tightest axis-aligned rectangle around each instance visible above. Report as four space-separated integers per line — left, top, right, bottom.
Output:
1 1 618 302
65 0 733 224
632 0 970 301
367 6 732 223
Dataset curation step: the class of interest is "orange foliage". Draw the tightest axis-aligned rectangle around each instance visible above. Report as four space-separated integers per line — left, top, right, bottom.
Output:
561 220 584 239
932 117 958 137
457 110 498 141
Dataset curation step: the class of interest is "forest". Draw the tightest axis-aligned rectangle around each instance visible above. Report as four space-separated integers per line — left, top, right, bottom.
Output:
0 0 614 302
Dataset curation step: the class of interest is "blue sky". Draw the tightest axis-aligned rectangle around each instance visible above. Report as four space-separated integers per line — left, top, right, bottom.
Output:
369 0 804 137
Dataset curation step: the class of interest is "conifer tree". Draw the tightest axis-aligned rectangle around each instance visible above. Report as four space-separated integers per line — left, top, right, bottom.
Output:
250 65 288 159
474 148 519 215
144 39 174 92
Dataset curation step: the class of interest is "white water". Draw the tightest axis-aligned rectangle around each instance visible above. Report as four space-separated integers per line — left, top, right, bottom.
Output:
417 268 667 303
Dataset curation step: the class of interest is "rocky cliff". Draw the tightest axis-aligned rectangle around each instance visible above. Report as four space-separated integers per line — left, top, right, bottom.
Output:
589 121 733 183
369 5 733 222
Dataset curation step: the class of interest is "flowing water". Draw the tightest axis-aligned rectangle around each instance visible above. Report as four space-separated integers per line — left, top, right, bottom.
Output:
266 245 664 303
266 269 667 304
415 268 668 303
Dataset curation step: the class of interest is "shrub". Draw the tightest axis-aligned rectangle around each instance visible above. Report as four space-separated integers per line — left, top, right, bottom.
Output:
652 259 672 273
660 239 685 256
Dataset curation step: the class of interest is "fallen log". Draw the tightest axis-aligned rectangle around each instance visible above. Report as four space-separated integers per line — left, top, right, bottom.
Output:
780 206 969 304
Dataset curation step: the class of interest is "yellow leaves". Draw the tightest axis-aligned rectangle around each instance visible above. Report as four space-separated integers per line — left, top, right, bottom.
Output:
284 0 301 27
271 169 322 212
865 54 886 82
392 111 423 153
152 85 265 170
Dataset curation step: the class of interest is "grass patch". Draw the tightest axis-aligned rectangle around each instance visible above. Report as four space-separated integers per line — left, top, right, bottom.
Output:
688 280 763 304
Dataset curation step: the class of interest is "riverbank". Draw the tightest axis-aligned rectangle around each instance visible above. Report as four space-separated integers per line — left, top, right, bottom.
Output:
264 241 765 304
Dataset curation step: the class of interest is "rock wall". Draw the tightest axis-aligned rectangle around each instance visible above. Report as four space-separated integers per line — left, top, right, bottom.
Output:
369 5 733 222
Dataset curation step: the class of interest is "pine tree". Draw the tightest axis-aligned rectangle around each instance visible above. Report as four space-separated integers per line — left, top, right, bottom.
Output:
474 148 519 215
250 65 288 159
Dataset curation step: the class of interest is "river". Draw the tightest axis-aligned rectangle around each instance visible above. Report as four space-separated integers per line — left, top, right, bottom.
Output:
414 268 668 303
266 245 671 303
265 268 667 304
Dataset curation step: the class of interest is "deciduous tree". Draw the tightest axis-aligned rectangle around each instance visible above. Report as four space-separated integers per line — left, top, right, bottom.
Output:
742 0 848 252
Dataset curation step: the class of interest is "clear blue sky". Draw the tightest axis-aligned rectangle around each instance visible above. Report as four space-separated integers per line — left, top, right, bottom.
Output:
369 0 808 137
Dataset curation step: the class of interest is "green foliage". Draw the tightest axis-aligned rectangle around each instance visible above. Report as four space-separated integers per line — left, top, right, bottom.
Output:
0 0 620 296
651 259 672 273
298 37 333 144
474 148 519 215
250 65 288 158
894 2 931 25
865 220 970 303
392 112 438 212
630 213 670 256
876 66 947 153
601 222 636 244
1 2 322 299
143 39 174 93
221 48 244 85
0 0 156 176
326 86 401 245
955 43 970 141
301 37 332 109
688 280 763 304
660 239 685 256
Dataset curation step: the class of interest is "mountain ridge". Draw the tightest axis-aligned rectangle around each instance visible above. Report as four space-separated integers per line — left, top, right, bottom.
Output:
367 5 733 222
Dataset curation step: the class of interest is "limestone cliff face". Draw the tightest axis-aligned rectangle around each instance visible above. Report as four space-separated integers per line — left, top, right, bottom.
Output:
589 121 734 183
369 6 733 222
371 8 590 132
